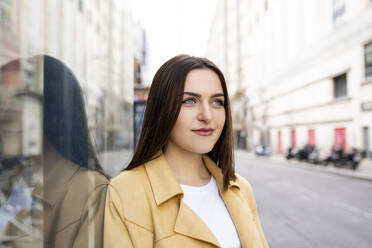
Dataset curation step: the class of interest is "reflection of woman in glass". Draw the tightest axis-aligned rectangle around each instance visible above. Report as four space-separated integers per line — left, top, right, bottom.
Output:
105 55 268 247
38 55 108 248
0 56 108 247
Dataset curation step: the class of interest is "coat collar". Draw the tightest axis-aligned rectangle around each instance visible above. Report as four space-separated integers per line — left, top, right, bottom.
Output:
144 151 249 248
202 155 240 191
144 151 239 206
144 151 183 206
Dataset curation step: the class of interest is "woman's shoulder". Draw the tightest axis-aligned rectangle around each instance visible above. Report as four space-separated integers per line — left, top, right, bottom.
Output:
110 164 148 189
234 173 253 190
233 173 256 201
106 164 154 229
107 164 152 205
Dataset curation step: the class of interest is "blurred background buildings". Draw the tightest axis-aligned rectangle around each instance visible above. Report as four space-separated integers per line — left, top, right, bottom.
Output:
0 0 137 155
1 0 372 173
207 0 372 159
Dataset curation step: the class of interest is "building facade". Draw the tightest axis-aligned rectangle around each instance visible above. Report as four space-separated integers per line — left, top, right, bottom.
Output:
207 0 372 158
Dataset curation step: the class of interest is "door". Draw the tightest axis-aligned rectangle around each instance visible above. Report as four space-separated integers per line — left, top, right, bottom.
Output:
334 128 347 152
308 129 315 145
291 129 296 148
277 130 282 154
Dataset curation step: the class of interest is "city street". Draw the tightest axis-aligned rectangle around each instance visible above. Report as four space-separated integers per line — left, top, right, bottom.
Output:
236 152 372 248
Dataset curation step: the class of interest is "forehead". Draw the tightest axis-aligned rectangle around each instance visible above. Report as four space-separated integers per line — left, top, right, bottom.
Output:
184 69 223 93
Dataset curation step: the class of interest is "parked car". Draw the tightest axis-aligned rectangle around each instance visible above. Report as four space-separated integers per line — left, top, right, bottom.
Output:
254 145 271 156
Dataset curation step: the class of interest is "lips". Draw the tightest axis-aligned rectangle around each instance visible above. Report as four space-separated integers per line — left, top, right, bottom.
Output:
192 128 214 136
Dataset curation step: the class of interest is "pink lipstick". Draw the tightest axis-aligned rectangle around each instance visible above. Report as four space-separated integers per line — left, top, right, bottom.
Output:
192 128 214 136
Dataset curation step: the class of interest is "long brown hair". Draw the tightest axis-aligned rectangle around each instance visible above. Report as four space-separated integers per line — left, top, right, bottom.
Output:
126 54 235 190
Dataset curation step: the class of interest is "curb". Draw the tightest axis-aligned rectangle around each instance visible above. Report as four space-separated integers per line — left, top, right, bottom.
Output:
236 150 372 183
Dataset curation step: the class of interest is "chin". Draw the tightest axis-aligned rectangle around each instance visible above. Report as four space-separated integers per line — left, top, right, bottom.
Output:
187 144 215 155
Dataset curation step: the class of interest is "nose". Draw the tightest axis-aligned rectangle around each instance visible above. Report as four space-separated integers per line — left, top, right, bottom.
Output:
197 101 212 123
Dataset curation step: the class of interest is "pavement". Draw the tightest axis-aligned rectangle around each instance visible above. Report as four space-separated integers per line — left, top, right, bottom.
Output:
235 150 372 182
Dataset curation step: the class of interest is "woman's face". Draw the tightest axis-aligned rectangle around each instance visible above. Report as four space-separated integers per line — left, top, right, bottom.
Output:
167 69 226 155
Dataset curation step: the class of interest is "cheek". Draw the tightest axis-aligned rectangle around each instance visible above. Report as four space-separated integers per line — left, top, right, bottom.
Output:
171 110 193 134
215 110 226 127
176 109 194 126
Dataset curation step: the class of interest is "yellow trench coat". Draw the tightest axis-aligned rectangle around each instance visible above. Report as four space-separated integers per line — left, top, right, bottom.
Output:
104 152 269 248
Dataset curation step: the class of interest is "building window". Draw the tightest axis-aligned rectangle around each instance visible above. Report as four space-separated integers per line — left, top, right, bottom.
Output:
78 0 83 12
332 0 345 24
333 73 347 99
365 42 372 78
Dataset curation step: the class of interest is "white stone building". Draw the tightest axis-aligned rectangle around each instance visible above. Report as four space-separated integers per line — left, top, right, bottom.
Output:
207 0 372 159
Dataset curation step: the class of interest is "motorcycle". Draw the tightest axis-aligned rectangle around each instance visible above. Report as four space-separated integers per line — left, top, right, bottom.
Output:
285 147 298 160
320 146 361 170
286 145 320 164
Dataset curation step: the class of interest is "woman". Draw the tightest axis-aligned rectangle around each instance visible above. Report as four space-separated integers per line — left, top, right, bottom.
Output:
104 55 268 247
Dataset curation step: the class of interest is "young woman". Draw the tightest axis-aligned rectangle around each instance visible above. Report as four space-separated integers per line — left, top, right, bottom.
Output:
104 55 268 248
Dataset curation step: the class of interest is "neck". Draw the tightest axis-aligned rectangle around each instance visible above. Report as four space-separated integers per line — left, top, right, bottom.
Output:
163 144 211 186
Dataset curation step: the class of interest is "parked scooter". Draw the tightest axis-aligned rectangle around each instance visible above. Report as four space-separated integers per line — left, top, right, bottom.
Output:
320 146 361 170
285 147 298 160
286 144 320 164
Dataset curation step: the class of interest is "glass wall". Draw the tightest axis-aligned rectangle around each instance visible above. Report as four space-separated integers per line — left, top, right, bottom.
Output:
0 0 133 246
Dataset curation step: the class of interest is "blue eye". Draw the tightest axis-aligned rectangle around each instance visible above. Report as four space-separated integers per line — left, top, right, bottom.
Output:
182 98 196 104
212 99 224 106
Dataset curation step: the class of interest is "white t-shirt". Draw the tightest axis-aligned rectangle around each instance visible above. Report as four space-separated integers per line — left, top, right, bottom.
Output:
180 176 242 248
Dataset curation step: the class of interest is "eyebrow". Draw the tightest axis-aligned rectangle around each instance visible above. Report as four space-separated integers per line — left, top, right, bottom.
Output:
183 92 225 98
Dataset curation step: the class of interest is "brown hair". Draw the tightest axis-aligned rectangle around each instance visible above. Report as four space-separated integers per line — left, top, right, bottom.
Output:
126 54 235 190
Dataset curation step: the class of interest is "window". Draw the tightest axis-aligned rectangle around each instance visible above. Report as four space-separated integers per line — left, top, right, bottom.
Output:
78 0 83 12
365 42 372 78
332 0 345 24
333 73 347 99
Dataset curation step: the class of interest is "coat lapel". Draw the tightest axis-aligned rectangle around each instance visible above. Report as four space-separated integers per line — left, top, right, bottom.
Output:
174 200 221 247
203 155 260 248
220 189 259 248
145 152 221 247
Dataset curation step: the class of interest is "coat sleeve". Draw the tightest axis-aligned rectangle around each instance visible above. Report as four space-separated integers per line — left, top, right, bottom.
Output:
104 184 134 248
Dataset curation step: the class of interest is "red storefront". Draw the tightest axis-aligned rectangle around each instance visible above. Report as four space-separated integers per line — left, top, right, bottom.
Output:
308 129 315 145
334 128 347 152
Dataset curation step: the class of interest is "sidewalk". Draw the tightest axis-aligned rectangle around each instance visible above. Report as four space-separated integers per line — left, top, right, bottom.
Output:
236 150 372 182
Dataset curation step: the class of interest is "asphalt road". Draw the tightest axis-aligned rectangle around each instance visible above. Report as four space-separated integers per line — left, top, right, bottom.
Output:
235 153 372 248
